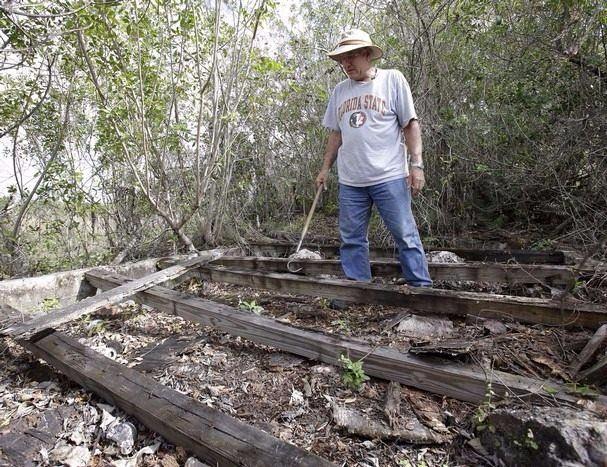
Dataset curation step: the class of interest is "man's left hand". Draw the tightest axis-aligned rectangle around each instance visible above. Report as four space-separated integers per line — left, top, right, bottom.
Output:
408 167 425 196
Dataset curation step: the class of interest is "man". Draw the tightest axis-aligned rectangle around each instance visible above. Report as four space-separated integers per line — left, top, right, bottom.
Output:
315 29 432 287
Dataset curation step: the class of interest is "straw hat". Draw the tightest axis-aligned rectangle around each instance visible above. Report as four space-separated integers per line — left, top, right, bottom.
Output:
327 29 383 61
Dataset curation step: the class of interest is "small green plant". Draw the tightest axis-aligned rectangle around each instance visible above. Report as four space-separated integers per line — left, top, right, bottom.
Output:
331 318 350 334
524 428 539 450
565 382 596 397
543 385 559 395
78 314 107 336
530 238 554 251
37 297 61 313
239 299 264 315
473 381 496 430
339 354 369 390
86 319 106 336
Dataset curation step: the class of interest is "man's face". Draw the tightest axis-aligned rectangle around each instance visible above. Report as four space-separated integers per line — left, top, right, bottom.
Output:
336 48 372 81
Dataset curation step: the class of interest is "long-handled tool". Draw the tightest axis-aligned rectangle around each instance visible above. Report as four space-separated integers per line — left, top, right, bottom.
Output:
295 184 323 254
287 185 323 272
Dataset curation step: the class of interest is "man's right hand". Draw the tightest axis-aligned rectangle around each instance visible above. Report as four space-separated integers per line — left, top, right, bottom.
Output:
316 168 329 190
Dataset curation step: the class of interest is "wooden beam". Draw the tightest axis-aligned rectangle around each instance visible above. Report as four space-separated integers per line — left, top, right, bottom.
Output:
22 331 333 467
208 257 577 286
247 241 568 264
578 355 607 386
2 252 222 340
85 269 606 408
197 266 607 330
572 324 607 376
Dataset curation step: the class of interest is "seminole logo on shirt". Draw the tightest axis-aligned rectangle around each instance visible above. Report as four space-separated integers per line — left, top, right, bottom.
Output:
338 94 387 127
349 111 367 128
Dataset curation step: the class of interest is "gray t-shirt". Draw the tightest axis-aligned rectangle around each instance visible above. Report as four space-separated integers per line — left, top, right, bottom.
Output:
322 68 417 187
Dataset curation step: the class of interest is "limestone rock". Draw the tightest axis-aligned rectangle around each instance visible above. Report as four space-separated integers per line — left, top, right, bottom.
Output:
480 406 607 466
106 421 137 455
397 314 454 338
288 249 322 261
426 251 465 263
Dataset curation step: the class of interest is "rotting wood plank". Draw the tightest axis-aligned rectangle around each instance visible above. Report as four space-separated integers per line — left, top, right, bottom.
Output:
247 241 568 264
85 269 607 409
572 324 607 376
1 251 223 340
578 355 607 386
22 331 333 467
208 256 577 286
196 266 607 330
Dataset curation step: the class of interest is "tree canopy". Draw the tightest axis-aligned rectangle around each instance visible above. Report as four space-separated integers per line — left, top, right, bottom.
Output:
1 0 605 276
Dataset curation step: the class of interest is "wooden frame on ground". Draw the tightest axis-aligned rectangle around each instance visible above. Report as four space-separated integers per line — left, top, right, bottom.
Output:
2 250 606 465
208 256 580 286
1 253 334 466
246 241 570 264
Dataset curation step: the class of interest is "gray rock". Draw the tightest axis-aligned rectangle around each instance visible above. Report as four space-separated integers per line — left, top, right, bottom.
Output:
185 457 212 467
480 406 607 466
0 406 75 467
483 319 508 335
49 442 91 467
288 249 322 260
106 421 137 455
426 251 465 263
397 314 454 338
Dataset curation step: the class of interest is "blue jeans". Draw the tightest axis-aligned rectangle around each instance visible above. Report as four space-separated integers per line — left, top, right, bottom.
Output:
338 178 432 286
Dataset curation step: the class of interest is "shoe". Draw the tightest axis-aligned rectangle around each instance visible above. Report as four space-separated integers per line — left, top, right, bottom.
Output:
394 277 432 287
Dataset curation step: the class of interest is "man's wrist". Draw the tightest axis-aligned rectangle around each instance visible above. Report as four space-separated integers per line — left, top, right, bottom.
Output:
410 162 424 170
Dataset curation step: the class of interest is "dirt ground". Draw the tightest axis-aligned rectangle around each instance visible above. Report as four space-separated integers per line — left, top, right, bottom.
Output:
1 268 604 467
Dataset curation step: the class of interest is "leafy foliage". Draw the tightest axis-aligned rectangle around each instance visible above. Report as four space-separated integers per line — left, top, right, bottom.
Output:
339 354 370 390
239 299 264 314
0 0 605 276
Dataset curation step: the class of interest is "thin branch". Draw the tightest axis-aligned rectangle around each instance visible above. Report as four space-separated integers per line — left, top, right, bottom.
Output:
11 92 72 244
76 29 106 104
1 4 89 19
11 127 22 197
0 55 55 139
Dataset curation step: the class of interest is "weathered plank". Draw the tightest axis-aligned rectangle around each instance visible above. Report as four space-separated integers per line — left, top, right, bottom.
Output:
247 241 568 264
197 266 607 330
2 252 222 339
85 269 606 408
209 256 577 286
22 331 333 467
572 324 607 375
578 355 607 386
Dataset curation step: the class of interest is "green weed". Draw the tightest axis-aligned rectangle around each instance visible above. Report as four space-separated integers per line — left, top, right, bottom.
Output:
37 297 61 313
339 354 369 390
473 381 496 429
239 299 264 314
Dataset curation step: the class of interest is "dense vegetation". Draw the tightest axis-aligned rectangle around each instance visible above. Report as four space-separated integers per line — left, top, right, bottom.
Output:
1 0 605 277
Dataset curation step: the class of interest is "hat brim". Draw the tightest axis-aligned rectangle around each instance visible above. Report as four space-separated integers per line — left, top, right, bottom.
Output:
328 44 383 61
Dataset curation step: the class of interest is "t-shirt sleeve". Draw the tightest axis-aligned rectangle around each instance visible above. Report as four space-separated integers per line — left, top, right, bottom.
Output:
322 88 340 131
392 70 418 128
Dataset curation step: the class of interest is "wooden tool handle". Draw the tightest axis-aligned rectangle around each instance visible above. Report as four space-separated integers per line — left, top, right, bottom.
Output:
295 185 323 253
